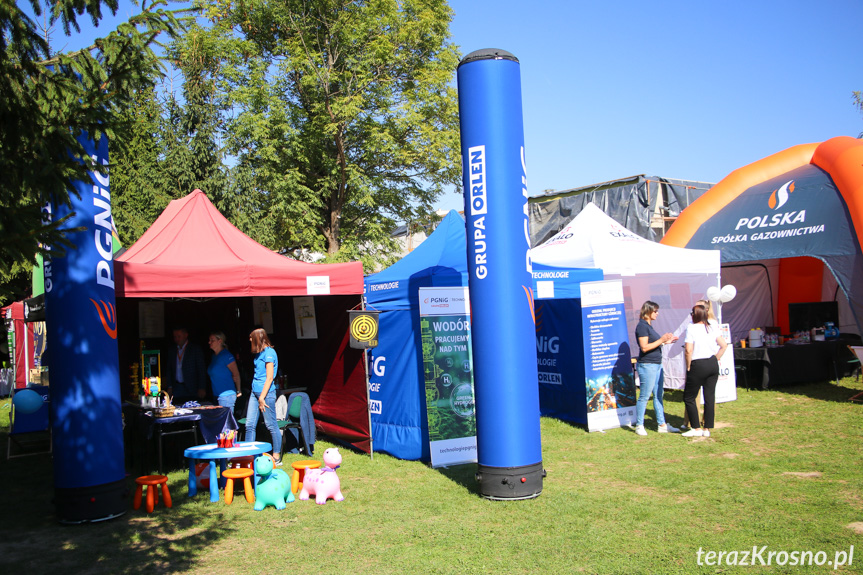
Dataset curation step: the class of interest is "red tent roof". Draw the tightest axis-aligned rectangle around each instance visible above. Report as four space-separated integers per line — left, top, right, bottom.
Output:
115 190 363 298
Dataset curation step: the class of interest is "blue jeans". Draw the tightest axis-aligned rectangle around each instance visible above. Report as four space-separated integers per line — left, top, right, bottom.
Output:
217 393 237 410
245 388 281 455
636 362 666 427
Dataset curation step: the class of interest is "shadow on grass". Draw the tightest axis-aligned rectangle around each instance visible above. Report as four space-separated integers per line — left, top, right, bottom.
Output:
436 462 480 496
768 378 863 403
0 432 236 574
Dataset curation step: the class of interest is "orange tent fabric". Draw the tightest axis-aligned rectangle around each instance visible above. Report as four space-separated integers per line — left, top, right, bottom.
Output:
662 136 863 334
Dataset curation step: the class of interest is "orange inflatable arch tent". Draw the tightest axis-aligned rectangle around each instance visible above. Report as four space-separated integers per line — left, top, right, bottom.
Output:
662 136 863 336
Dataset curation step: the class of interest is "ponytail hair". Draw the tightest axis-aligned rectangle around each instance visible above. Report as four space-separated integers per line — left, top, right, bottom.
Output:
691 304 710 331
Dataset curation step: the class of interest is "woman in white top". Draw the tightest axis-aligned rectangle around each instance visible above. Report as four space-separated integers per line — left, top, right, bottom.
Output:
682 298 719 430
682 304 727 437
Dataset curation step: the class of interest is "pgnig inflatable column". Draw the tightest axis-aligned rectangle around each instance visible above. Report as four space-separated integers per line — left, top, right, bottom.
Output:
45 133 126 522
457 49 544 499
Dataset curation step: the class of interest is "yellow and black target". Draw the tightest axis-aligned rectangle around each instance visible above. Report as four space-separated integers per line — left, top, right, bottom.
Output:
348 311 379 349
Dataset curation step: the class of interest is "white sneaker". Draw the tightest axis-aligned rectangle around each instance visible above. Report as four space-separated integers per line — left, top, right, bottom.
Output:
658 424 679 433
635 425 647 436
681 428 703 437
703 430 711 438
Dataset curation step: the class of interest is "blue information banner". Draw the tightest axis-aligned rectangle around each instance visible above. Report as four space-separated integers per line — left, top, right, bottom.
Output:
580 280 637 431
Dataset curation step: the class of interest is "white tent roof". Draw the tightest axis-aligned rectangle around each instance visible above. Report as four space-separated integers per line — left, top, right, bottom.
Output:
530 203 720 275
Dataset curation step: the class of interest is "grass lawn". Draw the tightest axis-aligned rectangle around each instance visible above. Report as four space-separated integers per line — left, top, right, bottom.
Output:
1 378 862 574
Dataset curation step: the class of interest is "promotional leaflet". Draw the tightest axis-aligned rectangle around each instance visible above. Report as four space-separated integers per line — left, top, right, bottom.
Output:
419 287 477 467
581 280 637 431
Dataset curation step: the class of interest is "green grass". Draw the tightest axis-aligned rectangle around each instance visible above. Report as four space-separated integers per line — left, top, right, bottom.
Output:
1 379 863 574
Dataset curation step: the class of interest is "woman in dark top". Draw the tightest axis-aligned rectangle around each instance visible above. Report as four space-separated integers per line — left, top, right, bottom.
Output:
634 301 679 436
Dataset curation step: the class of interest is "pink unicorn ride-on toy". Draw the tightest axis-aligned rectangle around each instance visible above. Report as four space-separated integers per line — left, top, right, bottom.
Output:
254 453 295 511
299 448 345 505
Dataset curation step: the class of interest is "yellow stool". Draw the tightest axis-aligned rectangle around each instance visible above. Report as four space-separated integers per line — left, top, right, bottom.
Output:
222 467 255 505
134 475 172 513
291 459 321 494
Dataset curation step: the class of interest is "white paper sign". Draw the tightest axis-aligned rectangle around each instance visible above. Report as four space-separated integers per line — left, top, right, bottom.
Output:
307 276 331 295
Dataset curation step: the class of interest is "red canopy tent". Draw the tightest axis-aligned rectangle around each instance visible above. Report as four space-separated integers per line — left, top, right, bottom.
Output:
115 189 362 298
115 190 371 452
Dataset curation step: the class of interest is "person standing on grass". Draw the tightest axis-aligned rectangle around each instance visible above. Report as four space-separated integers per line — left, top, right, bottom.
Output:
682 298 719 431
207 331 242 411
245 328 282 464
682 304 727 438
634 301 679 436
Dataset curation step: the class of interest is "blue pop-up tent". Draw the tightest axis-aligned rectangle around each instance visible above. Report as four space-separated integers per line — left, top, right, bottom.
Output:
365 210 468 460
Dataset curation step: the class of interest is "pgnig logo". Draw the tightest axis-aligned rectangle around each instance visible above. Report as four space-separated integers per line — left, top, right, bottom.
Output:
768 180 794 210
90 298 117 339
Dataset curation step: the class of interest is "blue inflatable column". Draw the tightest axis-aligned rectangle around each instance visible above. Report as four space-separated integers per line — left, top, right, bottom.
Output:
457 49 544 499
45 134 126 522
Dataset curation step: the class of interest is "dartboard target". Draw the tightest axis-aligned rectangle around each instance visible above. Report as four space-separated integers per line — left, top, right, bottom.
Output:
350 314 378 342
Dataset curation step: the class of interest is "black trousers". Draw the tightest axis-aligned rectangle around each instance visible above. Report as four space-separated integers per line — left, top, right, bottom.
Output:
684 356 719 428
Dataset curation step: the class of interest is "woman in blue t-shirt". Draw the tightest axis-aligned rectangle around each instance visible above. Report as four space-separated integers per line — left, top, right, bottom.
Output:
207 331 241 410
634 301 679 436
245 328 282 462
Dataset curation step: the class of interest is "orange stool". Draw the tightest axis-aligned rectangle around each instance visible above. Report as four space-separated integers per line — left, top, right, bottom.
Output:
134 475 172 513
228 455 255 469
291 459 321 494
222 468 255 505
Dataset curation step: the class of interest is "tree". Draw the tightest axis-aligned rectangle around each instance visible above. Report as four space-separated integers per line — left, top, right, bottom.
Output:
855 91 863 138
0 0 183 302
109 84 174 246
201 0 461 267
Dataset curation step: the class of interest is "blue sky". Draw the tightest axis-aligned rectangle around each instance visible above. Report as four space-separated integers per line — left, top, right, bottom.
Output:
31 0 863 214
438 0 863 211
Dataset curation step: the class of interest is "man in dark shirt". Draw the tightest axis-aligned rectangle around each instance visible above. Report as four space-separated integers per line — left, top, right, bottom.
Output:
166 326 207 405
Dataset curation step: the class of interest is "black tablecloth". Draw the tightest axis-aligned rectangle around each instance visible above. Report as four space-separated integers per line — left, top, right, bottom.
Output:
733 340 849 389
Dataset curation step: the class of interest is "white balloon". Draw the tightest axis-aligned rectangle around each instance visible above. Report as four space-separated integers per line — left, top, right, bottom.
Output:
719 284 737 303
706 286 721 302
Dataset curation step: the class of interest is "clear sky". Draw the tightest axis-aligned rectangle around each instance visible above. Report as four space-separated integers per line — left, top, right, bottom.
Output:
30 0 863 214
437 0 863 212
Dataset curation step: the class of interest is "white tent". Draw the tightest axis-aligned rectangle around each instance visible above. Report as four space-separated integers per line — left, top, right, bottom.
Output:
531 203 723 390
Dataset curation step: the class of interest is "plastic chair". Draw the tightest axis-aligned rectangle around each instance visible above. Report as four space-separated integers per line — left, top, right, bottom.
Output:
277 395 311 457
7 385 52 459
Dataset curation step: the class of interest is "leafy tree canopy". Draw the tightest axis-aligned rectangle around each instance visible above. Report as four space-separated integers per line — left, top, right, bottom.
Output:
0 0 184 303
197 0 462 269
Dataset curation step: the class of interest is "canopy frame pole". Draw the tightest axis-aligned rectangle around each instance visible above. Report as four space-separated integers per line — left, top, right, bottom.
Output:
362 295 374 460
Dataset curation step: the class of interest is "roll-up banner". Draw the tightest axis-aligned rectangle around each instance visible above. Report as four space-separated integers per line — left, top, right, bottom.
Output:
716 323 738 403
581 280 637 432
419 287 477 467
457 49 544 499
45 133 126 522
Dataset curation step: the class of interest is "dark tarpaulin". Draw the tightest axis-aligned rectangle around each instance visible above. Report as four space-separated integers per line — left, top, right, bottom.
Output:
528 175 712 246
